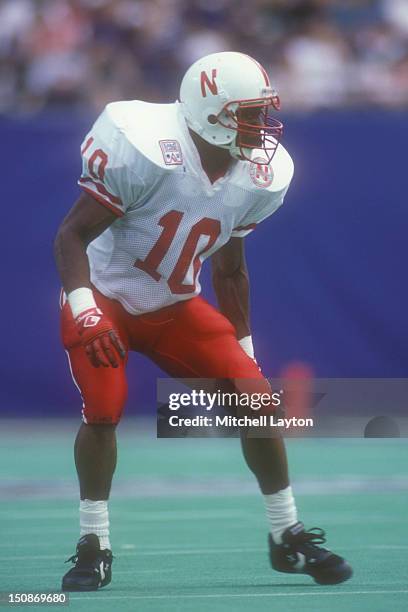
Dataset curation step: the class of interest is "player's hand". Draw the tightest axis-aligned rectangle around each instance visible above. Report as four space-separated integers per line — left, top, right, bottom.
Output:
75 307 126 368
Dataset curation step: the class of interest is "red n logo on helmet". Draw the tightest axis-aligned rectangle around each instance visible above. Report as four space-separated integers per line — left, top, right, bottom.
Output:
200 69 218 97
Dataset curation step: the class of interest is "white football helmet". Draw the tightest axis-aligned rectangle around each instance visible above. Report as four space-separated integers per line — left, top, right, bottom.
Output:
179 51 283 164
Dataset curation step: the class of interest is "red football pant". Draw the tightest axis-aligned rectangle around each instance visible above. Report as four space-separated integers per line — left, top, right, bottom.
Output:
61 288 268 424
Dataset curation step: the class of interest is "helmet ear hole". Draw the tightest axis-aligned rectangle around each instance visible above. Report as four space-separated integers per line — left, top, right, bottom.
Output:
207 114 218 125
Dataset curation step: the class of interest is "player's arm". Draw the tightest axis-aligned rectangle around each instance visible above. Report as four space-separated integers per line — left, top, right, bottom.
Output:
54 192 126 368
211 237 255 360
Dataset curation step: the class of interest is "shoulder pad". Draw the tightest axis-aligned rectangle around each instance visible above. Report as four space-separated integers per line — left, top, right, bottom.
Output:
104 101 185 170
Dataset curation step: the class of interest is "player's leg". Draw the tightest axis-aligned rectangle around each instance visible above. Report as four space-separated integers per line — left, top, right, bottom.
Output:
138 296 352 584
139 296 290 493
60 292 129 590
74 422 117 501
67 338 126 504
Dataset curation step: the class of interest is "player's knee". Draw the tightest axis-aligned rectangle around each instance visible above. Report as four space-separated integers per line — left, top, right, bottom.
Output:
80 422 118 437
82 390 127 425
83 409 123 425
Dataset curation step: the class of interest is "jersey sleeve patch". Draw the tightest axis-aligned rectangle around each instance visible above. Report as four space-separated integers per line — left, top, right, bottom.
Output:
159 140 183 165
249 159 274 188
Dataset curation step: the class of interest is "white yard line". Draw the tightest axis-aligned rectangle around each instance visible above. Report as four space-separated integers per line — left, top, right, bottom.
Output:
69 590 408 602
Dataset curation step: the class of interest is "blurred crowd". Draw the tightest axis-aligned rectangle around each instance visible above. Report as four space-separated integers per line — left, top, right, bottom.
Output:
1 0 407 114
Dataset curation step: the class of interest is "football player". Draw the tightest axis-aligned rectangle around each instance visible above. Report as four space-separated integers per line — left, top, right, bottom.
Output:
54 52 352 591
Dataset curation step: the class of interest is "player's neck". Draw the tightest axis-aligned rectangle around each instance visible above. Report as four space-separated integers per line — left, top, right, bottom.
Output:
189 129 234 184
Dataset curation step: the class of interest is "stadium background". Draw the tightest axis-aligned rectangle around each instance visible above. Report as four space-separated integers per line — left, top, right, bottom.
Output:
1 0 407 415
1 3 407 610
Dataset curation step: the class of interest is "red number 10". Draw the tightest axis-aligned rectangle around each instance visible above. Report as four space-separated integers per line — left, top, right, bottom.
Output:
135 210 221 294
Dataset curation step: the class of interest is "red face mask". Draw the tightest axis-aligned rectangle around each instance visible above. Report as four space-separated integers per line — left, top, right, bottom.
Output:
216 94 283 164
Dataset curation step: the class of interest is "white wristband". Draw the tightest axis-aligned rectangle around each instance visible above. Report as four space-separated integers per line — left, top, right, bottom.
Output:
67 287 97 319
239 335 255 360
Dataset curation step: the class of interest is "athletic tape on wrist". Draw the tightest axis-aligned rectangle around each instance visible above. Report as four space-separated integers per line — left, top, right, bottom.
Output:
239 335 255 360
67 287 97 319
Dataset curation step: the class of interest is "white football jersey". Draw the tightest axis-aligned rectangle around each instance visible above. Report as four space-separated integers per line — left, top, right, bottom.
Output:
78 101 294 315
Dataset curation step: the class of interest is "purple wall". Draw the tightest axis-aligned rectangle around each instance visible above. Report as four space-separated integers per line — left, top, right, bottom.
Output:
1 110 407 416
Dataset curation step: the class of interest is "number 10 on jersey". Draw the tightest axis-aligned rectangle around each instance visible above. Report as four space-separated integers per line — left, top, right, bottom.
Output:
135 210 221 294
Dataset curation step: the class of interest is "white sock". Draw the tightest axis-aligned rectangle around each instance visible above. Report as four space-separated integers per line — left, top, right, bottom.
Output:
79 499 111 550
264 486 298 544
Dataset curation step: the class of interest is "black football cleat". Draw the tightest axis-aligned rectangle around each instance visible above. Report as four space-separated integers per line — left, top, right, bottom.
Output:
62 534 113 591
269 522 353 585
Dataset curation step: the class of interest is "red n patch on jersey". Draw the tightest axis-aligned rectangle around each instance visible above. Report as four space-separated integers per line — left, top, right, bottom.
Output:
200 69 218 97
250 157 274 188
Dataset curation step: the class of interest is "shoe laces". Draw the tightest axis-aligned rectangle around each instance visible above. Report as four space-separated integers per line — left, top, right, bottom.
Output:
296 527 326 546
64 550 113 564
287 527 329 560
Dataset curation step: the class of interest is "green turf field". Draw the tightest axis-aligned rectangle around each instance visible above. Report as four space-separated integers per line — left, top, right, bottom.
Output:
1 419 407 611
